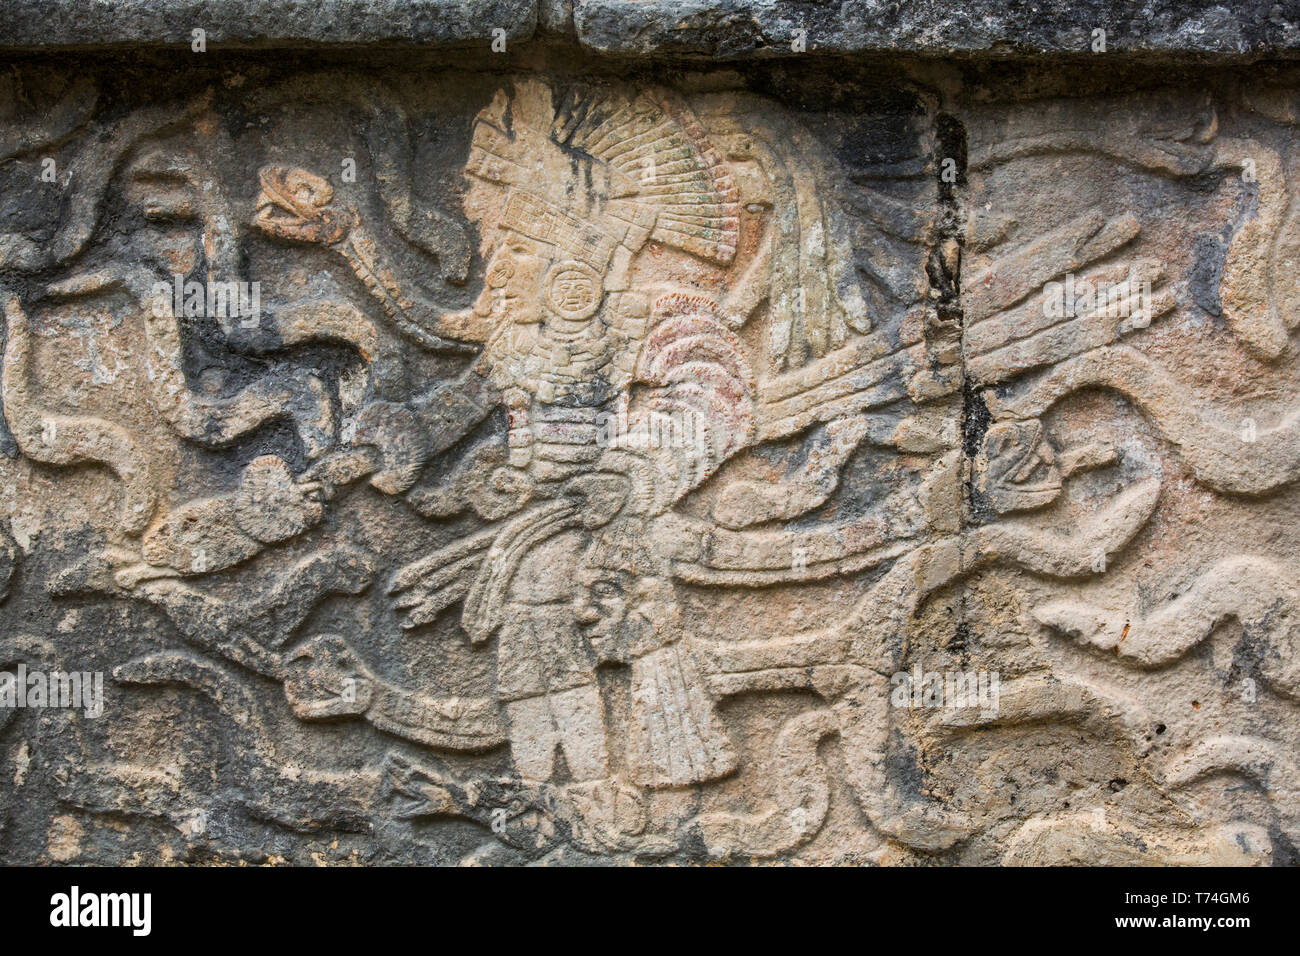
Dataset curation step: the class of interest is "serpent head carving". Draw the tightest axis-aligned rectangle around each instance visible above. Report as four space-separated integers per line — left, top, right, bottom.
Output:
254 165 354 245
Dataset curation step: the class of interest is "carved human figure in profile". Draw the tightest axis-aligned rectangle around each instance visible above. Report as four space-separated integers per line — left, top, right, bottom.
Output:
573 522 738 790
152 76 989 857
371 79 758 786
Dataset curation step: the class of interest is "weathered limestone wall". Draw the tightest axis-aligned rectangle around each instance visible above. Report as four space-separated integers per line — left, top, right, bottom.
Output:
2 4 1299 865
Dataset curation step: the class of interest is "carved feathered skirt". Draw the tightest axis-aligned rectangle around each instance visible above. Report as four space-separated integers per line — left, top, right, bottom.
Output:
628 641 738 789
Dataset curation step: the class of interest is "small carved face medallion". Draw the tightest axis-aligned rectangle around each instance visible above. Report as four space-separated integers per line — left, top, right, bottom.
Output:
545 260 602 321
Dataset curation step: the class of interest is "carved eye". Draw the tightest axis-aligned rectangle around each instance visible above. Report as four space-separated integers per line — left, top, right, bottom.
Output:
487 259 515 287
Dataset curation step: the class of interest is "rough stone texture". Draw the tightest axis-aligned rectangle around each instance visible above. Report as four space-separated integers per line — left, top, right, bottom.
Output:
1 42 1299 865
569 0 1300 57
3 1 1300 56
0 1 539 48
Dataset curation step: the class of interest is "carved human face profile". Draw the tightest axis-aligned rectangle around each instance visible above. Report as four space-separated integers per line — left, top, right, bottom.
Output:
123 142 215 278
573 566 632 659
473 230 551 326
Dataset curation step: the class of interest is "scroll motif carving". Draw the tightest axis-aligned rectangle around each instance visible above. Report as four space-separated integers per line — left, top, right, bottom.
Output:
1 66 1297 865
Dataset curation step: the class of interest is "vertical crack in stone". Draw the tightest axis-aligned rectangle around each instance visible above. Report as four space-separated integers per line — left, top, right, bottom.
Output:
932 108 978 662
932 112 973 456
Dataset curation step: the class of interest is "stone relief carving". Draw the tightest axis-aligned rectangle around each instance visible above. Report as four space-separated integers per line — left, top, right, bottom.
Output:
962 85 1300 865
0 65 1296 865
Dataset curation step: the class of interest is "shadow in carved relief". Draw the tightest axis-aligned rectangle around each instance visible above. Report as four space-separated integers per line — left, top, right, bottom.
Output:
1 65 1297 864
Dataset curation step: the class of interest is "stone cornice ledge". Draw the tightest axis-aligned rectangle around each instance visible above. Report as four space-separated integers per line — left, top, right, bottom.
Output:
0 0 539 49
0 0 1297 57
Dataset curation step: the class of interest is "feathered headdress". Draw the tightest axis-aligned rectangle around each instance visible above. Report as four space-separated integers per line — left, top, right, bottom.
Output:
465 79 740 278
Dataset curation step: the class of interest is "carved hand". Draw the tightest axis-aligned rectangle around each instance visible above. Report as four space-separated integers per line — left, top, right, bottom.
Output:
353 401 429 495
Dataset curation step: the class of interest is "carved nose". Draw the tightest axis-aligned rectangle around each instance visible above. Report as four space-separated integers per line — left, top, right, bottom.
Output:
471 284 497 318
